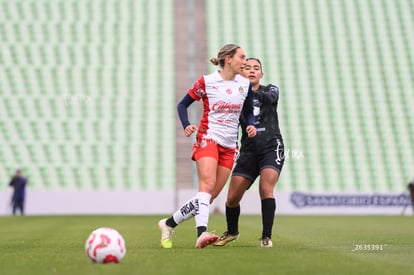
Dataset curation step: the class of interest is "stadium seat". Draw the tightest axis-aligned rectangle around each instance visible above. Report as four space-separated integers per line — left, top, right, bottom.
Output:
206 0 414 192
0 0 412 194
0 0 175 192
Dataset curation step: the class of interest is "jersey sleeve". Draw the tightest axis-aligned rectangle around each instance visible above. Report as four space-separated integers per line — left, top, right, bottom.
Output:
187 76 206 101
176 76 205 129
241 84 255 126
256 84 279 104
176 94 195 129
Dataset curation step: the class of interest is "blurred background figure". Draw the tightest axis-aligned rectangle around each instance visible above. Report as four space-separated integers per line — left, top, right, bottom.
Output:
8 169 28 216
407 178 414 215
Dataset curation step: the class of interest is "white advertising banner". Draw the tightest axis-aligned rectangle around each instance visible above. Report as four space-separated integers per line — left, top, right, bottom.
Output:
213 191 413 216
274 192 412 215
0 190 412 216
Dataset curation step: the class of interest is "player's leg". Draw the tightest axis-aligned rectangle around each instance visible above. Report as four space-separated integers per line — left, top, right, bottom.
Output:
194 144 239 247
159 191 204 248
159 173 217 248
12 199 17 215
19 198 24 215
228 176 250 228
215 153 256 246
210 145 237 202
258 168 280 247
194 156 220 248
158 141 219 248
258 146 284 247
227 153 257 233
214 176 251 246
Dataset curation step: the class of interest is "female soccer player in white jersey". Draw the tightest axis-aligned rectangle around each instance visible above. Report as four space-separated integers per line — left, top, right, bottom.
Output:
214 58 285 248
158 44 256 249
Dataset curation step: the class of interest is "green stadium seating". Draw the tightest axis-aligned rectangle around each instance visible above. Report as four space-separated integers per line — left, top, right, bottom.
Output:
0 0 175 191
206 0 414 192
1 0 412 194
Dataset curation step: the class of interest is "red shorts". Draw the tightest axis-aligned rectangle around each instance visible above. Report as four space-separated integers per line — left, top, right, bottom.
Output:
192 138 237 170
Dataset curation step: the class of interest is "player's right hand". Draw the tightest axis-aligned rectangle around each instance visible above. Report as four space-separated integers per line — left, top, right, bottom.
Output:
246 125 256 138
184 125 197 137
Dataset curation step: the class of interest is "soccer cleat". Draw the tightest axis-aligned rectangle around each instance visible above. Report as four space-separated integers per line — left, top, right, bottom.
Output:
260 237 273 248
195 232 219 248
158 218 174 248
213 231 239 246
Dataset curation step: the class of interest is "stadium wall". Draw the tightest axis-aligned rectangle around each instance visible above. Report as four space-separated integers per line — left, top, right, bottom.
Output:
1 190 411 216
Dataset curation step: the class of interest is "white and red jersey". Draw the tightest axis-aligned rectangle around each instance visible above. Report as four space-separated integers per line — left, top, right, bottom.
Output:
188 70 251 148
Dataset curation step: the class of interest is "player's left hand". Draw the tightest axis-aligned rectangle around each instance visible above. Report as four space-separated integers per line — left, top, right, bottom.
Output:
246 125 256 138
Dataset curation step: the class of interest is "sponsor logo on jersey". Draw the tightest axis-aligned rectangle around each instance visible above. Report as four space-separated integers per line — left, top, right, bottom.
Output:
253 106 260 116
211 100 242 113
196 88 206 97
217 119 236 124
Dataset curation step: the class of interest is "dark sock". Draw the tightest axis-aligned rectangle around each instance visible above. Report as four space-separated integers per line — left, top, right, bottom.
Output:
166 217 178 228
197 226 207 237
226 205 240 235
261 198 276 239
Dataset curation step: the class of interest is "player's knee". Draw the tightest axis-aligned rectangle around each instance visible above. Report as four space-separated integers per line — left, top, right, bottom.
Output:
226 194 241 207
199 178 216 195
226 201 239 208
259 186 275 199
210 192 219 203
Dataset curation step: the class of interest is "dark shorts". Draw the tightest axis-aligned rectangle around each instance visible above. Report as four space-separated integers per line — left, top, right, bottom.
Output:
232 145 285 183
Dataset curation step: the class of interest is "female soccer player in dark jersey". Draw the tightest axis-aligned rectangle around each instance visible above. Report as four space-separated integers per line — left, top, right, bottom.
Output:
214 57 285 248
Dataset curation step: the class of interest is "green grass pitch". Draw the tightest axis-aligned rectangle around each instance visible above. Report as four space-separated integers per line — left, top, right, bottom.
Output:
0 215 413 275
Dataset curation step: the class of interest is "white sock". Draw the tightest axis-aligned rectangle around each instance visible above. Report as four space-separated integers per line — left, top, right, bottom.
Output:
194 192 211 229
172 195 199 225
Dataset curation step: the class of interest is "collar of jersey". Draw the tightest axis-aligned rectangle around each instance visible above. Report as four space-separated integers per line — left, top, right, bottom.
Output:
213 70 244 82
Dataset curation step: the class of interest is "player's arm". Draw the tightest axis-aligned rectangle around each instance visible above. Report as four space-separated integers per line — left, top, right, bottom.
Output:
9 177 16 187
177 77 205 137
242 85 256 138
256 84 279 104
177 94 198 137
177 94 195 129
